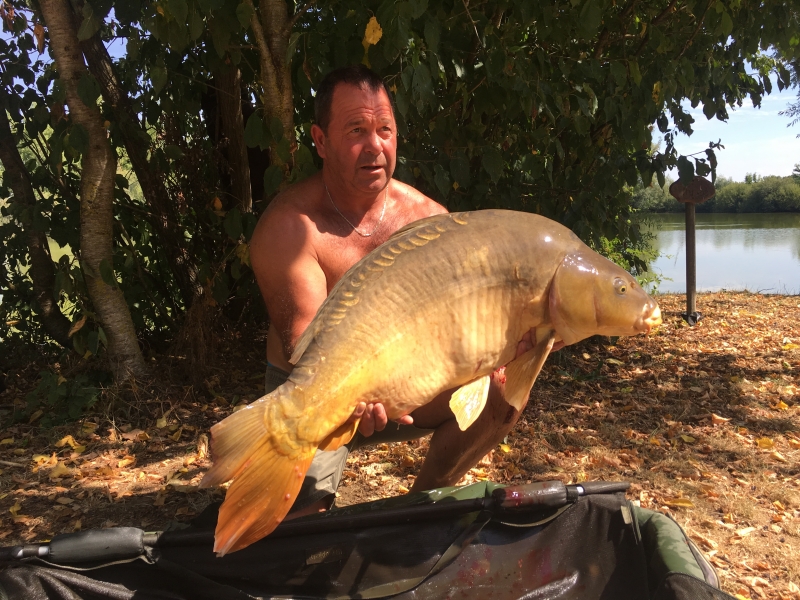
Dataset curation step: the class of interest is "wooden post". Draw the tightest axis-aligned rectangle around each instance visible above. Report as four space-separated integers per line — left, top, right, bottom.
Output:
685 200 696 317
669 176 715 326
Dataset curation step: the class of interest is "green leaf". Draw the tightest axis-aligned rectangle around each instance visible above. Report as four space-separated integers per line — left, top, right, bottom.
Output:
164 144 184 160
212 273 230 305
629 61 642 86
450 152 470 188
211 18 231 57
236 2 254 29
189 9 204 40
481 147 504 183
424 18 440 53
87 330 99 356
408 0 428 19
77 73 101 108
677 155 694 184
579 0 602 36
270 116 284 142
719 11 733 36
167 0 188 22
263 165 283 196
224 207 243 240
244 112 265 148
98 259 117 287
77 12 101 41
151 66 168 96
285 31 301 64
67 124 89 156
433 164 450 198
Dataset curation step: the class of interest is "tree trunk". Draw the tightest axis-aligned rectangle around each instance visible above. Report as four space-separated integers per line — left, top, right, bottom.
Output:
249 0 295 165
38 0 147 381
0 97 73 348
76 22 202 308
214 64 252 212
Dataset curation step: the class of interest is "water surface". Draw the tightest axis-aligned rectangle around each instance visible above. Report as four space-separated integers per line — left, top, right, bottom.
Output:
644 213 800 294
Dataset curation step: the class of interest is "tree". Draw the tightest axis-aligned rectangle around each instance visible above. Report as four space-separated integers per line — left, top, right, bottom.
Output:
1 0 798 385
37 0 146 381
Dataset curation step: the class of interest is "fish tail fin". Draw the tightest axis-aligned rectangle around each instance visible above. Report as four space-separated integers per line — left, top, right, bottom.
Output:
198 391 315 555
213 442 315 555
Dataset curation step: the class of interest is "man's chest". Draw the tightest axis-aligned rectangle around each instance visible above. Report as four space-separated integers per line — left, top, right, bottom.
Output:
316 235 385 293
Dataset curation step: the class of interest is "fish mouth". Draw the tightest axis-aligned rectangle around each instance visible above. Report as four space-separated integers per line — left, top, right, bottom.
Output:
642 305 662 333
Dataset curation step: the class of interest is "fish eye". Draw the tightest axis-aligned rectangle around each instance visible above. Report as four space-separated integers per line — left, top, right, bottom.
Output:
614 278 627 294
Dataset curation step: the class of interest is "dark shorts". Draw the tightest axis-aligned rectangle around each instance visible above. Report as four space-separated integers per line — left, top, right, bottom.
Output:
264 364 433 510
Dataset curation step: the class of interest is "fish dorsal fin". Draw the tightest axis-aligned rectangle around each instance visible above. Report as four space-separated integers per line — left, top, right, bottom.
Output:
449 375 491 431
504 332 556 411
290 213 467 365
318 418 360 452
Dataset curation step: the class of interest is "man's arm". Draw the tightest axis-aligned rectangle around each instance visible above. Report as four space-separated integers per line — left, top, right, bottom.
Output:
250 205 327 366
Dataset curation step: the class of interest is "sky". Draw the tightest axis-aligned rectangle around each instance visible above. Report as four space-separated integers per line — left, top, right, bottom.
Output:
665 85 800 181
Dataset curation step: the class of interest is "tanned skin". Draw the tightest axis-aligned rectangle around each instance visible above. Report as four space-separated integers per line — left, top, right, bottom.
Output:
250 83 544 513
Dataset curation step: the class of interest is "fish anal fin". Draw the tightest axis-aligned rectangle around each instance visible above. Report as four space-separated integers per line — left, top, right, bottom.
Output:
318 419 360 452
449 375 491 431
505 332 556 412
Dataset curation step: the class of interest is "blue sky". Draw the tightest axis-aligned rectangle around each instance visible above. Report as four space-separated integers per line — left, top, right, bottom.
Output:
665 85 800 181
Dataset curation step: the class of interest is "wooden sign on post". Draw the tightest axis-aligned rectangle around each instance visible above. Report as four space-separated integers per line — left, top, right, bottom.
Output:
668 176 716 326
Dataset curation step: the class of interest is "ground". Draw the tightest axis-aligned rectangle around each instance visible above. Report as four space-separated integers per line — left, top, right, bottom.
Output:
0 291 799 599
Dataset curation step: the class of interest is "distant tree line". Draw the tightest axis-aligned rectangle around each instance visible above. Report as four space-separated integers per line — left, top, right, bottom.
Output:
632 165 800 213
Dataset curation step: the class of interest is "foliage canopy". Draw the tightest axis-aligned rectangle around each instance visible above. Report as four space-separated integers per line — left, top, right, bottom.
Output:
1 0 798 398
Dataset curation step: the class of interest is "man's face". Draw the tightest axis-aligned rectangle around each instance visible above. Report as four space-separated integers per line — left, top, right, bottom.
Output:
312 83 397 197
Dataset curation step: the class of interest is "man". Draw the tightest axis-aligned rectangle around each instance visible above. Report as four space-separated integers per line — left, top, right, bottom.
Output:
250 65 532 517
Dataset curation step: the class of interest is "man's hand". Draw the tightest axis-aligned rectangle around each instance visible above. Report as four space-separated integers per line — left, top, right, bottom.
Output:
347 401 414 437
515 328 566 357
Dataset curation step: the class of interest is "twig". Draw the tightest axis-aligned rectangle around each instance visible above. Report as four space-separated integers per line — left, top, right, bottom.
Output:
0 460 26 468
461 0 483 49
287 0 316 30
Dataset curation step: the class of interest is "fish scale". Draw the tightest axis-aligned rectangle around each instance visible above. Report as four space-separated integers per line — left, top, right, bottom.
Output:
201 209 662 555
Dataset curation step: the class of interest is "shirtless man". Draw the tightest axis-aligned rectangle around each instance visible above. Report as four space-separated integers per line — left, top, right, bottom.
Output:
250 65 531 516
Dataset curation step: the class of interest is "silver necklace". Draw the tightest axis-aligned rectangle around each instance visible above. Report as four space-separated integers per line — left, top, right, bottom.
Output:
325 183 388 238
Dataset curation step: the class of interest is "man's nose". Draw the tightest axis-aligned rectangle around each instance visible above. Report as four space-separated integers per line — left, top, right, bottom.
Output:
363 130 382 154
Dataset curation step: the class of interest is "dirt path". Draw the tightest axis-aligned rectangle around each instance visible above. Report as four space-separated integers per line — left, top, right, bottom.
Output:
1 292 798 599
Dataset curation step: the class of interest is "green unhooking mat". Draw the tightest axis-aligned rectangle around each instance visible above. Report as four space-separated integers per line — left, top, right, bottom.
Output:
0 480 732 599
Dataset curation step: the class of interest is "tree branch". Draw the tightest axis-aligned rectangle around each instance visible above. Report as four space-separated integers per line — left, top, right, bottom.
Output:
287 0 316 31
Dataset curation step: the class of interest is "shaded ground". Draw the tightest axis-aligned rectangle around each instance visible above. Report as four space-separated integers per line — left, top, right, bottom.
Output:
0 292 799 599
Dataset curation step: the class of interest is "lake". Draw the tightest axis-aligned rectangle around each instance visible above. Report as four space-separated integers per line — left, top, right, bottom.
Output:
644 212 800 294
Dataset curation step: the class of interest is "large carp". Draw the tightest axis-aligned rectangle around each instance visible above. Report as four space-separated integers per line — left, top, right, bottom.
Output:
201 210 661 554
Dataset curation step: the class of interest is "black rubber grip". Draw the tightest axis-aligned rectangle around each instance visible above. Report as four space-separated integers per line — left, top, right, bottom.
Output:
578 481 630 495
491 481 567 510
48 527 145 564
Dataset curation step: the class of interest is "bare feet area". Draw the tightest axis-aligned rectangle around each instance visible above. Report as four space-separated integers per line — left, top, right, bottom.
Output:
1 292 798 599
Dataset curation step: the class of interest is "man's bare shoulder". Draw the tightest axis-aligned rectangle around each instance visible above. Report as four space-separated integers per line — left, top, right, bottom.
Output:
391 179 448 221
252 176 325 251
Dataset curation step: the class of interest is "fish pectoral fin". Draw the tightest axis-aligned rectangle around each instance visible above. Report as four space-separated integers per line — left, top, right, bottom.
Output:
318 419 360 452
504 332 556 412
449 375 491 431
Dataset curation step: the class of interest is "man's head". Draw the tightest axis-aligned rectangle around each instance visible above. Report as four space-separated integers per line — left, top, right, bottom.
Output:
314 65 395 133
311 66 397 199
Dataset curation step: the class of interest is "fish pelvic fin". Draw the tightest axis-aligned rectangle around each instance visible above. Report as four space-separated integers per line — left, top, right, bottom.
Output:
449 375 491 431
318 418 360 452
213 444 315 555
504 332 556 412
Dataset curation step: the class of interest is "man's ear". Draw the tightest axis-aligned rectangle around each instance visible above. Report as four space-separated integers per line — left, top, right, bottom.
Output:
310 124 327 159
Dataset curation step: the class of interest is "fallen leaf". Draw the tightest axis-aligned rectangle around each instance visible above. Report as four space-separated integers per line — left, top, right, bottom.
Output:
606 358 624 366
170 427 183 442
756 437 774 449
156 417 168 429
735 527 756 537
773 400 789 411
121 429 150 442
197 434 209 460
711 413 730 425
49 461 72 479
117 456 136 469
8 502 21 516
664 497 695 508
499 443 511 453
28 410 43 424
0 438 13 445
680 434 696 443
770 451 788 463
55 497 73 505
